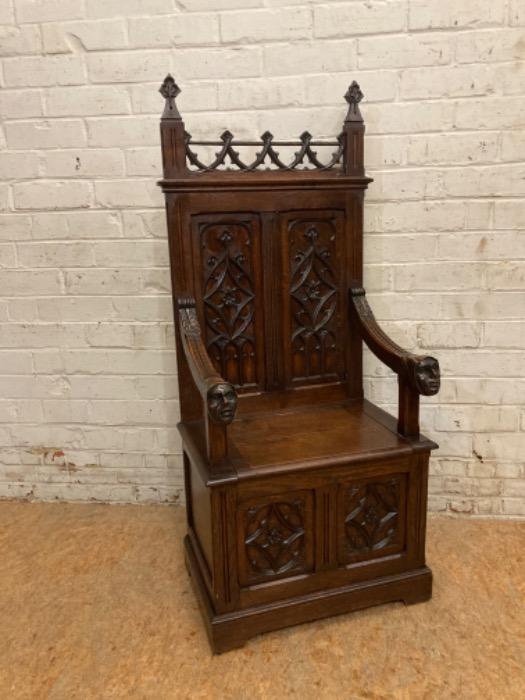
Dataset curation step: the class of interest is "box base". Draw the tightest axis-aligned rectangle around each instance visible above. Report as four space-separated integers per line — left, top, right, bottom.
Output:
184 534 432 654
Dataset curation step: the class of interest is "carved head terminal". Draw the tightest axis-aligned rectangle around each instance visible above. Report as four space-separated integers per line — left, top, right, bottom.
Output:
413 356 440 396
207 383 237 424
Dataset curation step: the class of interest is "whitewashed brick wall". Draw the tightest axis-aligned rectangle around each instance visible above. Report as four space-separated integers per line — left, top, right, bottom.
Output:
0 0 524 516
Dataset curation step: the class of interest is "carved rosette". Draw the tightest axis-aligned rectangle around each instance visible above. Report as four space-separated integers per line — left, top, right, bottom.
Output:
342 478 401 558
288 219 340 381
201 222 257 387
244 500 306 579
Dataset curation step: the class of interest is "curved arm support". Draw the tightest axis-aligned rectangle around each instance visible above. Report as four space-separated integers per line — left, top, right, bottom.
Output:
177 296 238 425
349 286 440 438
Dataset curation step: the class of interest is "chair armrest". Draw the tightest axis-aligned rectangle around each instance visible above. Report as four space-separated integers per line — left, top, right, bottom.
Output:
349 287 440 396
349 286 440 439
177 296 237 425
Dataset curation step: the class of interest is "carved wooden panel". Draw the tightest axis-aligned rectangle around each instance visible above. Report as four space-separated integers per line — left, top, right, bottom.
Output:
192 214 265 391
281 211 346 386
337 473 407 566
237 490 314 586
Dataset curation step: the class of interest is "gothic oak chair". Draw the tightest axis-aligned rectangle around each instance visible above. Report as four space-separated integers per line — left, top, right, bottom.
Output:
158 75 440 653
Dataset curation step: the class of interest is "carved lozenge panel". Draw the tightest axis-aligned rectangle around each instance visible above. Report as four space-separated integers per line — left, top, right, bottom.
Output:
193 214 264 391
281 212 345 385
237 490 314 586
337 473 407 566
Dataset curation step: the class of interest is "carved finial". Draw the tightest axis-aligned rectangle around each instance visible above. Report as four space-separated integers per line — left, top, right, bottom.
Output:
344 80 364 122
159 74 181 119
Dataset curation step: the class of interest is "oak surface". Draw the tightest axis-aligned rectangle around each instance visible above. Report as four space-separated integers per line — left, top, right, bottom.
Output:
158 75 440 652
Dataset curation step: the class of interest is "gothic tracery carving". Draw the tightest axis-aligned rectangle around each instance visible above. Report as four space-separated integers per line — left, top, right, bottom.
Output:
201 221 258 387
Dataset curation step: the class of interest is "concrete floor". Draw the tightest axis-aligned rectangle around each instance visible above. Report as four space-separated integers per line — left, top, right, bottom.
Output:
0 503 524 700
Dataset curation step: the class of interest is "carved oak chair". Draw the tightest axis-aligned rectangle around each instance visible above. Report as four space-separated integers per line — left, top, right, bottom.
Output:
158 75 440 653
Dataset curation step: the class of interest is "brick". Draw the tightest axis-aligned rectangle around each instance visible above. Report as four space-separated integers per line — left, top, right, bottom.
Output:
440 292 525 320
265 40 355 76
128 14 219 48
58 349 177 375
125 148 162 177
85 323 133 348
368 169 426 201
122 211 166 239
17 242 94 268
436 407 518 432
32 211 122 239
365 201 467 233
438 165 525 199
179 0 262 8
0 399 42 423
400 65 492 100
365 234 437 264
64 268 170 296
437 233 525 261
0 270 62 296
395 263 483 292
457 28 525 63
409 0 504 29
221 7 311 43
87 51 171 84
363 292 441 321
474 434 525 462
45 86 131 117
483 322 525 349
0 322 87 348
486 262 525 290
175 46 261 80
112 297 173 322
502 499 525 516
0 351 33 373
42 19 128 53
0 185 9 211
315 2 404 38
0 2 14 23
510 0 525 25
87 116 158 147
418 322 481 349
93 241 168 267
0 89 43 119
15 0 83 23
455 97 525 130
407 133 499 166
501 132 525 163
0 243 17 268
494 200 525 230
494 63 525 96
361 136 404 169
42 149 124 178
14 297 116 322
0 214 32 240
439 350 525 378
358 34 451 69
86 0 174 19
3 55 85 87
365 101 455 135
0 23 41 56
5 119 86 148
218 76 304 111
94 180 162 209
13 180 92 210
0 151 40 179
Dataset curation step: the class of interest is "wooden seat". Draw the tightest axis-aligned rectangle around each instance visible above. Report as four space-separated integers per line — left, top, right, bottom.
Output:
227 400 432 473
158 75 441 653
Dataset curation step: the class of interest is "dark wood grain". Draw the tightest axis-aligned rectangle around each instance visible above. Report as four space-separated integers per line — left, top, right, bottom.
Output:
159 76 440 653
